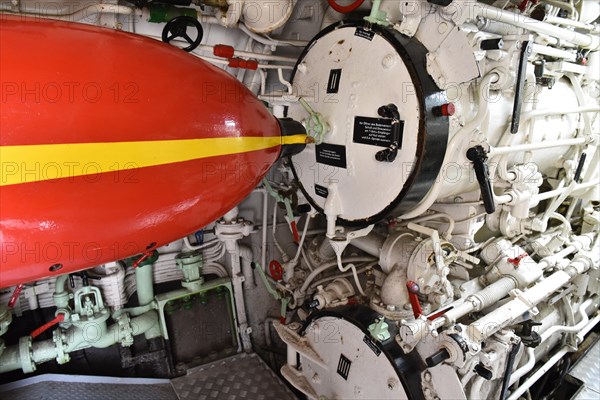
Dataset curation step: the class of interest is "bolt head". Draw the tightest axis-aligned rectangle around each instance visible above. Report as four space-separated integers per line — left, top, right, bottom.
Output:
387 378 397 390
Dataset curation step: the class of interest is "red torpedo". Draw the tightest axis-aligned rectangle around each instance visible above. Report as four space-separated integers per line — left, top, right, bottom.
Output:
0 17 292 288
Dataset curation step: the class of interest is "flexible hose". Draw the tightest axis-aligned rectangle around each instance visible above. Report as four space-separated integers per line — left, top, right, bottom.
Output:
327 0 365 14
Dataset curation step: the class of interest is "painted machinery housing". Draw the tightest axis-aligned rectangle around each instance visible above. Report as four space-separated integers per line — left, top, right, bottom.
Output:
0 1 599 400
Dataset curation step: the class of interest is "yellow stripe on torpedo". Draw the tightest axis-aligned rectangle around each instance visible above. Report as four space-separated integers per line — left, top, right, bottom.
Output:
0 136 290 186
281 134 310 145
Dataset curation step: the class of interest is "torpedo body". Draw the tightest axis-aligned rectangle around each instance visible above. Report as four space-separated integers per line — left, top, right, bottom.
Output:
0 17 283 288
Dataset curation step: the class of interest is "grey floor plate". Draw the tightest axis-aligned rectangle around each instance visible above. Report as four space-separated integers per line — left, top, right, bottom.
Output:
0 353 294 400
0 375 178 400
570 340 600 400
171 353 297 400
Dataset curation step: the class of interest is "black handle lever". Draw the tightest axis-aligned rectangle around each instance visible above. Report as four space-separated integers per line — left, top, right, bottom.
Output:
518 320 542 348
511 41 533 134
426 348 451 367
69 271 89 287
467 146 496 214
375 104 401 163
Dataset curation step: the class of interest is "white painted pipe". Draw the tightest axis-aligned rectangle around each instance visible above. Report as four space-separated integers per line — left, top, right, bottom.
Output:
239 245 256 289
495 193 514 204
224 242 253 352
489 138 587 156
142 33 296 69
197 44 297 63
351 234 386 258
475 3 600 49
541 297 599 342
238 23 308 47
299 256 377 294
261 188 269 272
278 68 294 94
542 14 597 31
540 0 578 18
292 216 311 264
542 245 578 269
524 106 600 119
541 181 578 224
509 348 536 386
531 43 577 61
547 212 572 236
469 258 591 342
0 4 139 21
197 54 294 69
508 313 600 400
409 213 455 238
510 298 598 386
535 180 599 202
509 346 569 400
435 277 517 328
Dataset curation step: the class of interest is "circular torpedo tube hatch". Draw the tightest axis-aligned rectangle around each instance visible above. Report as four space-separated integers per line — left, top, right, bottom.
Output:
294 306 426 399
287 22 450 227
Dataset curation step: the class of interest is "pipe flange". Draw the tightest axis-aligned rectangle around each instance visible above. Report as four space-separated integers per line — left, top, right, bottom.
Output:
370 294 414 321
116 313 135 347
18 336 35 374
0 304 12 336
52 329 71 365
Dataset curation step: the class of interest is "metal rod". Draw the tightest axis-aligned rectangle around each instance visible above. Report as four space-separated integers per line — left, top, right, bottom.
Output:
475 3 599 48
489 138 587 156
508 313 600 400
531 43 577 61
536 181 599 201
524 106 600 119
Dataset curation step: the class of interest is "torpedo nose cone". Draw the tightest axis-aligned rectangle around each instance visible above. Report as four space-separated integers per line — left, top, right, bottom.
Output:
0 17 282 288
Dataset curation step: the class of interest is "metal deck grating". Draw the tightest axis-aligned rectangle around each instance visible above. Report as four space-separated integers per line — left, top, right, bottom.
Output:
0 374 178 400
0 353 296 400
570 340 600 400
171 353 296 400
